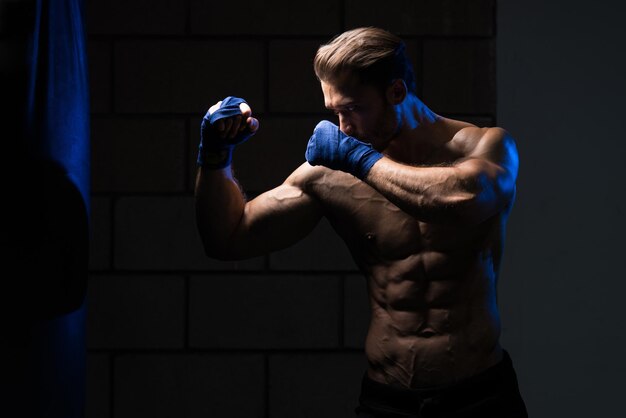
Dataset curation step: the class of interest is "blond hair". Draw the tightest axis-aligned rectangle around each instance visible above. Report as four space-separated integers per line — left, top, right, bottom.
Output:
313 27 416 92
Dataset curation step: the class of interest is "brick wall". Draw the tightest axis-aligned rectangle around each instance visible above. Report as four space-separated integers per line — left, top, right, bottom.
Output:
85 1 497 417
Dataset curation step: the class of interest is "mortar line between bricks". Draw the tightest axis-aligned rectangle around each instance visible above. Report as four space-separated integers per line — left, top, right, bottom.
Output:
90 113 199 119
110 39 115 114
493 62 499 125
89 112 335 120
109 353 115 418
184 117 191 192
108 196 116 270
263 39 270 113
87 34 494 42
264 353 270 418
86 347 365 355
493 0 499 126
184 0 191 36
263 253 271 272
339 274 345 348
493 0 498 39
184 274 190 349
88 269 362 276
418 38 424 100
420 34 495 41
90 191 196 198
88 111 494 119
439 112 496 119
85 34 357 42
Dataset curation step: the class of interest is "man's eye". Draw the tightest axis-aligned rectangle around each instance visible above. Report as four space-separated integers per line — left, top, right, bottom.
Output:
332 106 357 116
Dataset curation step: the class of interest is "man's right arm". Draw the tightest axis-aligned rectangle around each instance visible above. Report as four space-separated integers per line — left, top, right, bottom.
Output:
194 97 323 260
195 163 322 260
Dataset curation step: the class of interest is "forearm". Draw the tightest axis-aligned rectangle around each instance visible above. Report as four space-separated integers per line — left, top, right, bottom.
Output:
365 157 481 223
305 121 515 224
194 166 246 257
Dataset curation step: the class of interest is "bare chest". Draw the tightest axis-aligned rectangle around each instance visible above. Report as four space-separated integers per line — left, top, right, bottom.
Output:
311 172 490 267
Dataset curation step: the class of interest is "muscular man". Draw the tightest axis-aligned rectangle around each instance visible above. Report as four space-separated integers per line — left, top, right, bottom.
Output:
195 27 527 417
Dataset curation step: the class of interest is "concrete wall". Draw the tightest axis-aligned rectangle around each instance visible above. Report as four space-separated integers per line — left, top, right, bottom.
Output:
497 0 626 416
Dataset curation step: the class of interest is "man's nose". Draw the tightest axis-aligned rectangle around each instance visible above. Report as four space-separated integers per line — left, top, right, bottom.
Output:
339 115 354 136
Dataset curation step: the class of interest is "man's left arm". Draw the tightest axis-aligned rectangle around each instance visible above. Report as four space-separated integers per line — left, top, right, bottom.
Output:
364 128 519 225
305 121 519 225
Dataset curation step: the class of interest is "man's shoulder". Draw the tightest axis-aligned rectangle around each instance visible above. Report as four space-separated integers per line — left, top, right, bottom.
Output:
284 161 361 199
284 161 344 187
449 124 515 159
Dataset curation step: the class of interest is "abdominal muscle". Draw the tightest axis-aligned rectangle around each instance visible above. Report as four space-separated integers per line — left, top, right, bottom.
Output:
362 254 503 389
311 168 507 389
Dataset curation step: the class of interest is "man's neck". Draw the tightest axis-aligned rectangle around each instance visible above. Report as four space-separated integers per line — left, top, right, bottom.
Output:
384 94 448 163
401 94 440 130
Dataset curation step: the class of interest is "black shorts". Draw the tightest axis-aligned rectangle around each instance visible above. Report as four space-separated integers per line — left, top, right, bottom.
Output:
354 350 528 418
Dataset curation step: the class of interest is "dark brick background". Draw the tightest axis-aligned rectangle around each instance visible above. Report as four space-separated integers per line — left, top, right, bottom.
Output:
85 0 497 416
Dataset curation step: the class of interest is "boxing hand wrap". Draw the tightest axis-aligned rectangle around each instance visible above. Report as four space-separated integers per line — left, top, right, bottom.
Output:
197 96 256 168
305 120 383 179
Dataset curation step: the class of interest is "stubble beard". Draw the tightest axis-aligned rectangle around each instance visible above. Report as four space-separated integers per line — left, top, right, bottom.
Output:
369 105 401 151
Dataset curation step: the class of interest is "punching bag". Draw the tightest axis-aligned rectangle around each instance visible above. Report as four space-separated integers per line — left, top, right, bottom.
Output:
1 0 90 416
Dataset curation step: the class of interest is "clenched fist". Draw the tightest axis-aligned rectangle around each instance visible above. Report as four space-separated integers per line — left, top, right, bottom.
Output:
305 120 383 179
197 96 259 168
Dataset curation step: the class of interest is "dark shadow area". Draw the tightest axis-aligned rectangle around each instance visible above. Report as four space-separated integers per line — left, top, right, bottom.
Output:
4 158 89 319
1 0 89 416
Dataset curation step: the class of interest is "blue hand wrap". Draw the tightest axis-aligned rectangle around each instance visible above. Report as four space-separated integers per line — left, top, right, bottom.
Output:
197 96 255 168
305 120 383 179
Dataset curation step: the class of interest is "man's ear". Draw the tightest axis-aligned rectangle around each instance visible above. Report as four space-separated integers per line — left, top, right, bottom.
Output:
386 79 407 105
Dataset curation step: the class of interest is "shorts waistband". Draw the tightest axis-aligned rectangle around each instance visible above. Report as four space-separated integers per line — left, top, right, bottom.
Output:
359 350 516 409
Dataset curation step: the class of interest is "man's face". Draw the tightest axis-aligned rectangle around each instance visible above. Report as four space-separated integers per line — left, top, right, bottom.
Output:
320 75 397 151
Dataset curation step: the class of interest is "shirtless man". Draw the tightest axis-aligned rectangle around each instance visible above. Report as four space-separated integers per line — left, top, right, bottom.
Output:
195 27 528 417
